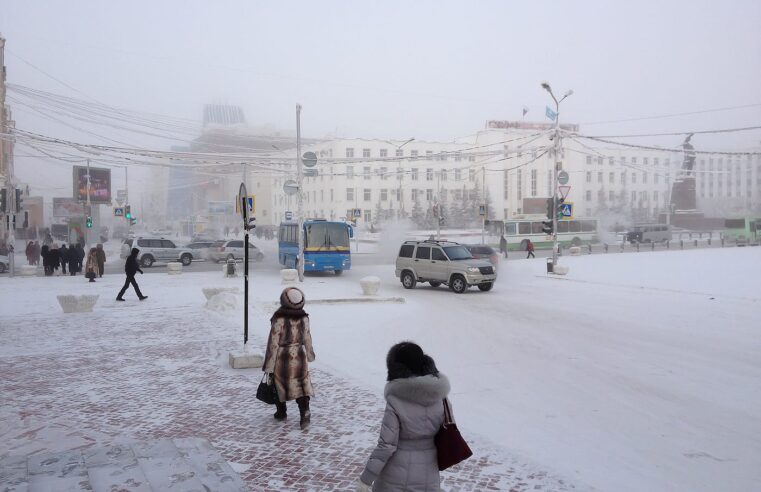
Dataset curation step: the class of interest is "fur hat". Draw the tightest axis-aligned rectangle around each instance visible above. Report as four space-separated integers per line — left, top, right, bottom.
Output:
386 341 439 381
280 287 305 310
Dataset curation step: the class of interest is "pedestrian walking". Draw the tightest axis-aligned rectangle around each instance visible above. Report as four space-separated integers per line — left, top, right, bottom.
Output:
85 248 99 282
68 244 79 276
60 244 69 275
116 248 147 301
357 342 452 492
76 243 86 274
96 243 106 277
25 241 34 265
263 287 315 429
499 235 508 259
32 241 41 265
526 239 535 259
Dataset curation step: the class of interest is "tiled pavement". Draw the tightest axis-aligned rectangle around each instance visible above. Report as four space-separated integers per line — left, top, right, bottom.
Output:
0 300 583 491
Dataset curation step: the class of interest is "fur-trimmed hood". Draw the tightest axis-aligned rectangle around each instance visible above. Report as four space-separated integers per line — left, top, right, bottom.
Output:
383 373 450 406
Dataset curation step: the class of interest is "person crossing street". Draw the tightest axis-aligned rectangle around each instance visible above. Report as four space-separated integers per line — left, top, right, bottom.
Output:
526 239 536 259
116 248 147 301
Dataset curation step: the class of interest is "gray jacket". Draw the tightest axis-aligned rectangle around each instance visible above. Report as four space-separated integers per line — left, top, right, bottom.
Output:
360 373 451 491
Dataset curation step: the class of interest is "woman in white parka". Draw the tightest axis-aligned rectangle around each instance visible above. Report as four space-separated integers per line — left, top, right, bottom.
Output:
357 342 451 492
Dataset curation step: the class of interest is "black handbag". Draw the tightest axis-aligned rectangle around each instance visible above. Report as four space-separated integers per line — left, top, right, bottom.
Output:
256 373 279 404
434 398 473 471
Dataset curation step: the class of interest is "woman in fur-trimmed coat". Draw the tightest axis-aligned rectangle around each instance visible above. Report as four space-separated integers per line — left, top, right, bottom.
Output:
357 342 451 492
263 287 316 429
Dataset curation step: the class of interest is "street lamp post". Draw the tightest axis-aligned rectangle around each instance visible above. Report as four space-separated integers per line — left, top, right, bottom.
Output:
541 82 573 268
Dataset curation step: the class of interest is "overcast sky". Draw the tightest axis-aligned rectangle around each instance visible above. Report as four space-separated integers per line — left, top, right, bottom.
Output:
2 0 761 197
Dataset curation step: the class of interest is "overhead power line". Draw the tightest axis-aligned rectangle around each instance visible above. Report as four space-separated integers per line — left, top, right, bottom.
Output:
580 102 761 126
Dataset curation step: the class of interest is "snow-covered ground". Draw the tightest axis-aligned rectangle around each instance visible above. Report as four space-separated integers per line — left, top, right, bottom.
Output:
2 246 759 491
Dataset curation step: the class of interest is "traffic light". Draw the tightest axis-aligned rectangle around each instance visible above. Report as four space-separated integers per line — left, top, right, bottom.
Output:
125 205 132 220
15 188 23 211
439 215 445 226
247 216 256 230
546 197 554 219
542 220 553 235
130 215 137 226
86 216 93 228
0 189 6 213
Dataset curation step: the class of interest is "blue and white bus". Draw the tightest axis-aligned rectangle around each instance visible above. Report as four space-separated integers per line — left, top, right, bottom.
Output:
278 220 353 275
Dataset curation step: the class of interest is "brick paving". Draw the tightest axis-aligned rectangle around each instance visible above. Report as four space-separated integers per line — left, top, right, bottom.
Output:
0 296 584 491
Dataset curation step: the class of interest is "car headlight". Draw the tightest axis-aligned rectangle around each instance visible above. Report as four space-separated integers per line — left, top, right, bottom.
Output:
467 267 480 273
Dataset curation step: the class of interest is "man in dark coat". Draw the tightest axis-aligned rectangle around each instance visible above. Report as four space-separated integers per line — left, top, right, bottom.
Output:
40 244 51 275
116 248 147 301
95 243 106 277
60 244 69 274
76 243 86 274
499 235 508 258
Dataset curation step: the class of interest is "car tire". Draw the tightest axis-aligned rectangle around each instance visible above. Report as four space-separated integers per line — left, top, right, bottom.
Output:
401 270 416 289
429 281 441 287
180 254 192 266
449 274 467 294
478 282 493 292
334 269 343 276
141 255 154 268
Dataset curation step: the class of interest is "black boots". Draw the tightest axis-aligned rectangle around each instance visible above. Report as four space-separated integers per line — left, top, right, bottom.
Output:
274 402 287 421
297 396 311 430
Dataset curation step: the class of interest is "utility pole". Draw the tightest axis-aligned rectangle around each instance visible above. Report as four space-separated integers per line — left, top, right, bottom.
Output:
436 170 441 240
86 158 92 245
1 35 15 277
481 165 486 245
296 104 304 282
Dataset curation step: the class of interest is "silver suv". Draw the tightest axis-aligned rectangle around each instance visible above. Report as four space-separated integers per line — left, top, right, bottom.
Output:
395 240 497 293
120 237 194 267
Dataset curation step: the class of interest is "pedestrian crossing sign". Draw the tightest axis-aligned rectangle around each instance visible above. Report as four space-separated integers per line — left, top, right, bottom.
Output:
559 202 573 220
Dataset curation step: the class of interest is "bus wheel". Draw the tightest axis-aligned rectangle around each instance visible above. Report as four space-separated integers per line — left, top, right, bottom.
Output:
571 237 582 246
334 269 343 276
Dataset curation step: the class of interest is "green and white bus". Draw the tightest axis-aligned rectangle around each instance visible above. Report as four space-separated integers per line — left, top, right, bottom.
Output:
501 217 599 250
721 217 761 246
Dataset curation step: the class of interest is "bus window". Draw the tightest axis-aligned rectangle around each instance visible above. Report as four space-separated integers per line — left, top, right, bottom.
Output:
518 222 531 235
569 221 581 233
581 220 596 232
506 222 517 236
557 221 569 233
725 219 745 229
531 222 543 234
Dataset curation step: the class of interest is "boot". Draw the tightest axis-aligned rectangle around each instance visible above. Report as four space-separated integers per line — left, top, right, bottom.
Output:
273 402 287 421
297 396 311 430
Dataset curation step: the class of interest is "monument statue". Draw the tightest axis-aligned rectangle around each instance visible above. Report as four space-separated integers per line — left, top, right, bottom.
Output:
680 133 696 177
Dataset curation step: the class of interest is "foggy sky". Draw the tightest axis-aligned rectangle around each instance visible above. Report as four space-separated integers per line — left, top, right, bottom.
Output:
2 0 761 199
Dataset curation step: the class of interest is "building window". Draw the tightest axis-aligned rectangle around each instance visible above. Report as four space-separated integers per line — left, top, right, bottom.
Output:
585 190 592 201
597 190 604 201
654 158 659 166
395 149 404 158
364 189 371 201
364 210 371 223
364 166 371 180
597 172 603 183
586 172 592 183
380 167 388 180
631 191 636 202
469 155 476 162
504 171 509 200
440 169 448 181
426 150 433 160
609 172 615 184
410 150 419 159
609 190 615 201
586 156 592 165
380 148 388 158
653 190 659 202
320 190 324 202
455 153 462 162
609 157 614 166
517 169 523 200
531 169 537 196
631 157 637 165
643 172 648 183
455 169 462 180
411 189 418 201
426 168 434 181
643 157 649 166
411 168 419 180
469 169 475 181
654 173 659 184
632 173 637 184
396 167 404 180
346 148 354 158
426 189 433 201
597 157 603 165
346 165 354 179
363 148 371 158
381 189 388 201
395 189 402 201
621 172 626 185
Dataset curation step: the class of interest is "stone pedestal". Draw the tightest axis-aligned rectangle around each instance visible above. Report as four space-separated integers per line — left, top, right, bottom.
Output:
552 265 569 276
280 268 298 284
360 276 381 295
19 265 37 277
167 263 182 275
229 344 264 369
569 246 581 256
57 295 99 313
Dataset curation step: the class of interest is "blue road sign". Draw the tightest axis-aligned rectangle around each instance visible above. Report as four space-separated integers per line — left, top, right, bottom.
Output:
546 106 557 121
560 202 573 219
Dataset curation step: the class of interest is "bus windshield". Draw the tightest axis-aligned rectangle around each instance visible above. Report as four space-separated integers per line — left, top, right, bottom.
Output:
305 222 350 249
443 245 472 260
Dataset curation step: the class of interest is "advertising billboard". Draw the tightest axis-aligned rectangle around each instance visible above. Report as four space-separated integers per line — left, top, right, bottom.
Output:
73 166 112 204
53 197 85 218
486 120 580 132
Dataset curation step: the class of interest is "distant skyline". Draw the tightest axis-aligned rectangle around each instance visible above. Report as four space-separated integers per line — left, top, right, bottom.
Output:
2 0 761 199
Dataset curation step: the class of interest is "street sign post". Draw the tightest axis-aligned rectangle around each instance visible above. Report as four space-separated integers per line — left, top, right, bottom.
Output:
478 204 486 216
302 151 318 168
558 170 569 185
559 202 573 219
285 211 293 221
353 208 361 218
113 207 124 217
238 182 249 349
545 106 557 121
558 185 571 200
283 180 298 196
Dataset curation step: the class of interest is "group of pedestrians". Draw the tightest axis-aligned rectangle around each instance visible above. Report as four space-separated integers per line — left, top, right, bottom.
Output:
260 286 459 491
29 241 107 279
499 235 535 259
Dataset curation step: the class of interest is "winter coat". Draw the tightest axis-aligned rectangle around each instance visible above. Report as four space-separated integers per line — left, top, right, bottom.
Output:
527 241 535 251
59 246 69 264
125 248 143 276
263 309 315 402
499 236 507 253
85 251 99 275
40 245 50 266
360 373 450 491
95 246 106 265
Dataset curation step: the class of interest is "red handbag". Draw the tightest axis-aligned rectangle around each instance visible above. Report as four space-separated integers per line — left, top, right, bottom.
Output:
434 398 473 471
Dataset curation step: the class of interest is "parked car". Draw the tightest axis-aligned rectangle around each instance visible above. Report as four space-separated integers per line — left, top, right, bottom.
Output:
395 239 497 293
0 254 8 273
465 244 499 267
208 240 264 263
120 237 194 267
185 241 217 261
